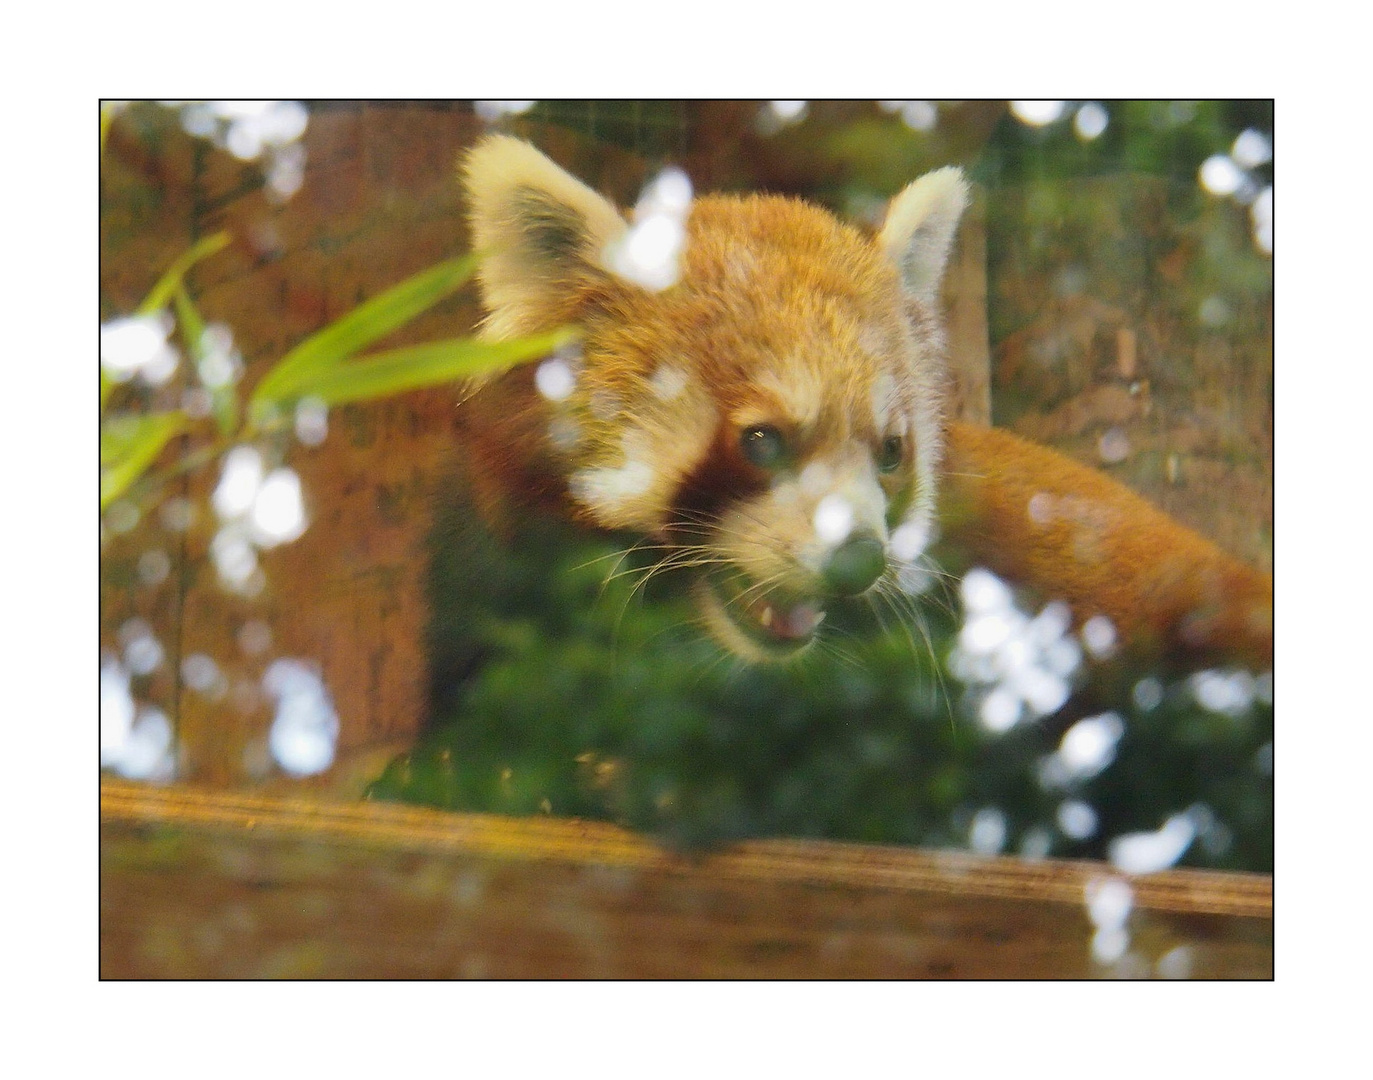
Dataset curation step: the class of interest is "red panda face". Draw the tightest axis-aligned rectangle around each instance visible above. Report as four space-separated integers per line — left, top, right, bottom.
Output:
463 137 967 662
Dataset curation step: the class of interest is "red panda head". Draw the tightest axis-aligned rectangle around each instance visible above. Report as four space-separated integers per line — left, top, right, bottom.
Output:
463 136 968 662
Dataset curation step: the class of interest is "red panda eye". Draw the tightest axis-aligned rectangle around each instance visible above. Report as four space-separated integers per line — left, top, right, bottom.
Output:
741 425 788 470
879 436 903 473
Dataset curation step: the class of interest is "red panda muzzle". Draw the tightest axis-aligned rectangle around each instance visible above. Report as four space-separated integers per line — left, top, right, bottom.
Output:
694 575 826 660
823 533 887 596
695 524 887 660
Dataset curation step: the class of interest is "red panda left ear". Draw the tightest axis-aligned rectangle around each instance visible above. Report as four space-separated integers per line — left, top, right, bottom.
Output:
878 166 969 309
463 136 629 338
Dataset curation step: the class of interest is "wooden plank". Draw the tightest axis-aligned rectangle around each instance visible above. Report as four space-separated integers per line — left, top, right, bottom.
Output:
100 780 1272 979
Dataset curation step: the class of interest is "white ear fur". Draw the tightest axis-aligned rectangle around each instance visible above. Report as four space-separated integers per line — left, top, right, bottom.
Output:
878 166 969 308
463 135 629 337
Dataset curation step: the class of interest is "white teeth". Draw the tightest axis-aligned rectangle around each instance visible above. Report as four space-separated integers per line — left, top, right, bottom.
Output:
793 606 825 635
733 585 827 644
763 601 825 640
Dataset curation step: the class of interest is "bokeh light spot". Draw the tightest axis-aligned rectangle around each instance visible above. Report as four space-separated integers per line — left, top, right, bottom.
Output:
1199 154 1244 196
264 660 340 778
605 167 693 292
1108 813 1196 874
1074 102 1109 140
213 446 264 520
1011 101 1066 126
969 807 1007 855
1057 799 1098 840
813 494 856 546
535 356 577 401
249 468 308 547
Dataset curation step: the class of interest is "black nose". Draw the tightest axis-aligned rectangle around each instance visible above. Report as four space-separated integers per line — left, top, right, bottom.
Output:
823 534 886 596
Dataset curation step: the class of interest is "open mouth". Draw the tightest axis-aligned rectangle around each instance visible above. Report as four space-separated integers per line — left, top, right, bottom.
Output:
693 573 826 662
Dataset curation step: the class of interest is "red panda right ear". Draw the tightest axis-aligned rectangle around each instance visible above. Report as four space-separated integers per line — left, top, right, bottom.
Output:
878 166 969 309
463 136 629 339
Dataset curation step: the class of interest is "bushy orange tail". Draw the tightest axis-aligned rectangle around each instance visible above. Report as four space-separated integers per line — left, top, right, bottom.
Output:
939 421 1272 673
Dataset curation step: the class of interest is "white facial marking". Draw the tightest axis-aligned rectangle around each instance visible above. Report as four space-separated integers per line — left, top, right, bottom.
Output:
570 459 653 511
798 460 834 496
755 366 824 427
569 433 655 513
649 363 689 401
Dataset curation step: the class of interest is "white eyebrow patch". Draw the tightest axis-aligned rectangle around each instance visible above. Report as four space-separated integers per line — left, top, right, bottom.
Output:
754 365 825 427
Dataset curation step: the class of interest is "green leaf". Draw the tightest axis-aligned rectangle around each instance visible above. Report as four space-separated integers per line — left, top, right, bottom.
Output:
172 282 207 351
174 284 238 437
100 412 186 510
285 329 577 408
136 232 232 317
100 102 119 156
250 251 482 409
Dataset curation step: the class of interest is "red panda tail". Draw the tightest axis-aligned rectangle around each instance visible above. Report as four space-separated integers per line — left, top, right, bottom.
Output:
938 421 1272 673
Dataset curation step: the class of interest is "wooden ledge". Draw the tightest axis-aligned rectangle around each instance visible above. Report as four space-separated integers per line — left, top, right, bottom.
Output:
100 779 1272 978
101 779 1270 919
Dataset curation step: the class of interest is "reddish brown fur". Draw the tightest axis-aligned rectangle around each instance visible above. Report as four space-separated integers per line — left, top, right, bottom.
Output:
940 422 1272 671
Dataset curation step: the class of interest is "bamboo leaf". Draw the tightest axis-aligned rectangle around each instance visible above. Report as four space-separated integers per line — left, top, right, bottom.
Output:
250 251 481 408
173 282 207 351
100 412 186 510
136 232 232 317
283 329 576 408
174 284 239 437
100 102 121 156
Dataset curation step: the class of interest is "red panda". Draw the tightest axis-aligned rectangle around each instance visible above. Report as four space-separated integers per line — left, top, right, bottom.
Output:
456 135 1272 675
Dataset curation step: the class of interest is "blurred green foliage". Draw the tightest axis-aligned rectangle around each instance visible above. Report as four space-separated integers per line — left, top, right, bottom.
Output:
368 487 1271 869
976 101 1272 189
